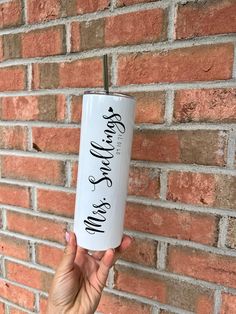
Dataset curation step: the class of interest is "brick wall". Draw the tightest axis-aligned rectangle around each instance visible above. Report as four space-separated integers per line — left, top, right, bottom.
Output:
0 0 235 313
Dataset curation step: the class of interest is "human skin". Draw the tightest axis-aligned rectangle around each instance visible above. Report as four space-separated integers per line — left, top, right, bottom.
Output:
47 232 132 314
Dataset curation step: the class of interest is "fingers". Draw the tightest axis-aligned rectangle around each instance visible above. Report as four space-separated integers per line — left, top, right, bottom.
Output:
116 235 133 254
56 232 77 272
96 249 115 289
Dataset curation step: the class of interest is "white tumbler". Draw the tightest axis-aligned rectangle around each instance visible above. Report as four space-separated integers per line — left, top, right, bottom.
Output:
74 91 135 251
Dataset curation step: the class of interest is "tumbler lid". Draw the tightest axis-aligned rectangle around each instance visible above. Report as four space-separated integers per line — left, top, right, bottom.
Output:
84 90 134 99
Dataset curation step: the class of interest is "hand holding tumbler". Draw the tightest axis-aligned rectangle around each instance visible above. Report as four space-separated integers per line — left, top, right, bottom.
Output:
74 90 135 251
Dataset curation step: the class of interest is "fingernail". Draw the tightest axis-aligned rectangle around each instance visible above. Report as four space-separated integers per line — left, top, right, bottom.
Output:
65 231 70 243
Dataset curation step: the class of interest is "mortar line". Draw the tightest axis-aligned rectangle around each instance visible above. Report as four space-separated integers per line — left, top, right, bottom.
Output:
226 130 236 169
27 64 32 90
164 90 175 125
27 126 33 151
30 186 37 211
35 293 40 313
214 290 222 314
2 205 73 223
123 229 236 258
66 94 72 123
0 230 64 249
217 216 229 249
117 259 236 293
0 80 236 97
0 35 236 67
30 241 36 263
0 297 35 314
4 256 55 273
157 242 168 270
66 22 71 54
167 1 177 41
104 287 194 314
65 160 72 188
159 170 168 201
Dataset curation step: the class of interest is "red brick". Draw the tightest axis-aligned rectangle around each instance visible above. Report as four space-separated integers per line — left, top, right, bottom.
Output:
27 0 62 23
133 91 165 124
0 183 31 208
0 95 66 122
167 172 216 206
36 244 63 270
167 172 236 210
114 265 214 311
32 127 80 154
0 279 35 309
22 26 65 58
33 58 103 89
98 292 152 314
121 237 157 267
76 0 110 14
221 294 236 314
105 9 166 46
174 88 236 123
39 296 48 314
132 130 226 166
177 0 236 39
114 266 167 303
0 0 22 29
6 261 53 292
59 58 103 88
71 161 78 188
0 302 5 313
0 126 27 150
0 234 29 261
7 211 66 244
128 166 160 199
71 22 81 52
167 246 236 289
37 189 75 217
0 66 26 91
9 308 28 314
125 203 218 245
2 156 65 185
71 95 82 123
118 44 233 85
226 218 236 249
117 0 155 6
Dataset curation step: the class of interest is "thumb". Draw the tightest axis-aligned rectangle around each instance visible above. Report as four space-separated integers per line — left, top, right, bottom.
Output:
57 231 77 272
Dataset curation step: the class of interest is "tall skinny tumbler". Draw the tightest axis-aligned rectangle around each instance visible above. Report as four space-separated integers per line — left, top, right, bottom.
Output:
74 91 135 251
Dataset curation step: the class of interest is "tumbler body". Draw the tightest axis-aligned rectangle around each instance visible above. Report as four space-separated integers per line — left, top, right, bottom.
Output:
74 91 135 251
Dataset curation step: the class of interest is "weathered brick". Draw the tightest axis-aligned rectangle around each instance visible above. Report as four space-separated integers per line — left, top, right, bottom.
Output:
6 211 66 244
132 130 226 166
71 95 82 123
22 26 66 58
0 66 26 91
3 33 21 60
2 156 65 185
177 0 236 39
0 279 35 310
71 161 78 188
0 126 27 150
0 234 30 261
0 183 31 208
37 189 75 217
121 237 157 267
98 292 152 314
6 261 53 292
167 246 236 289
221 293 236 314
174 88 236 123
167 172 236 210
0 95 66 121
125 203 218 245
33 58 103 89
128 166 160 199
114 265 214 312
105 9 166 47
0 0 22 29
226 218 236 249
32 127 80 154
132 91 165 124
35 244 63 270
118 44 234 85
76 0 110 14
